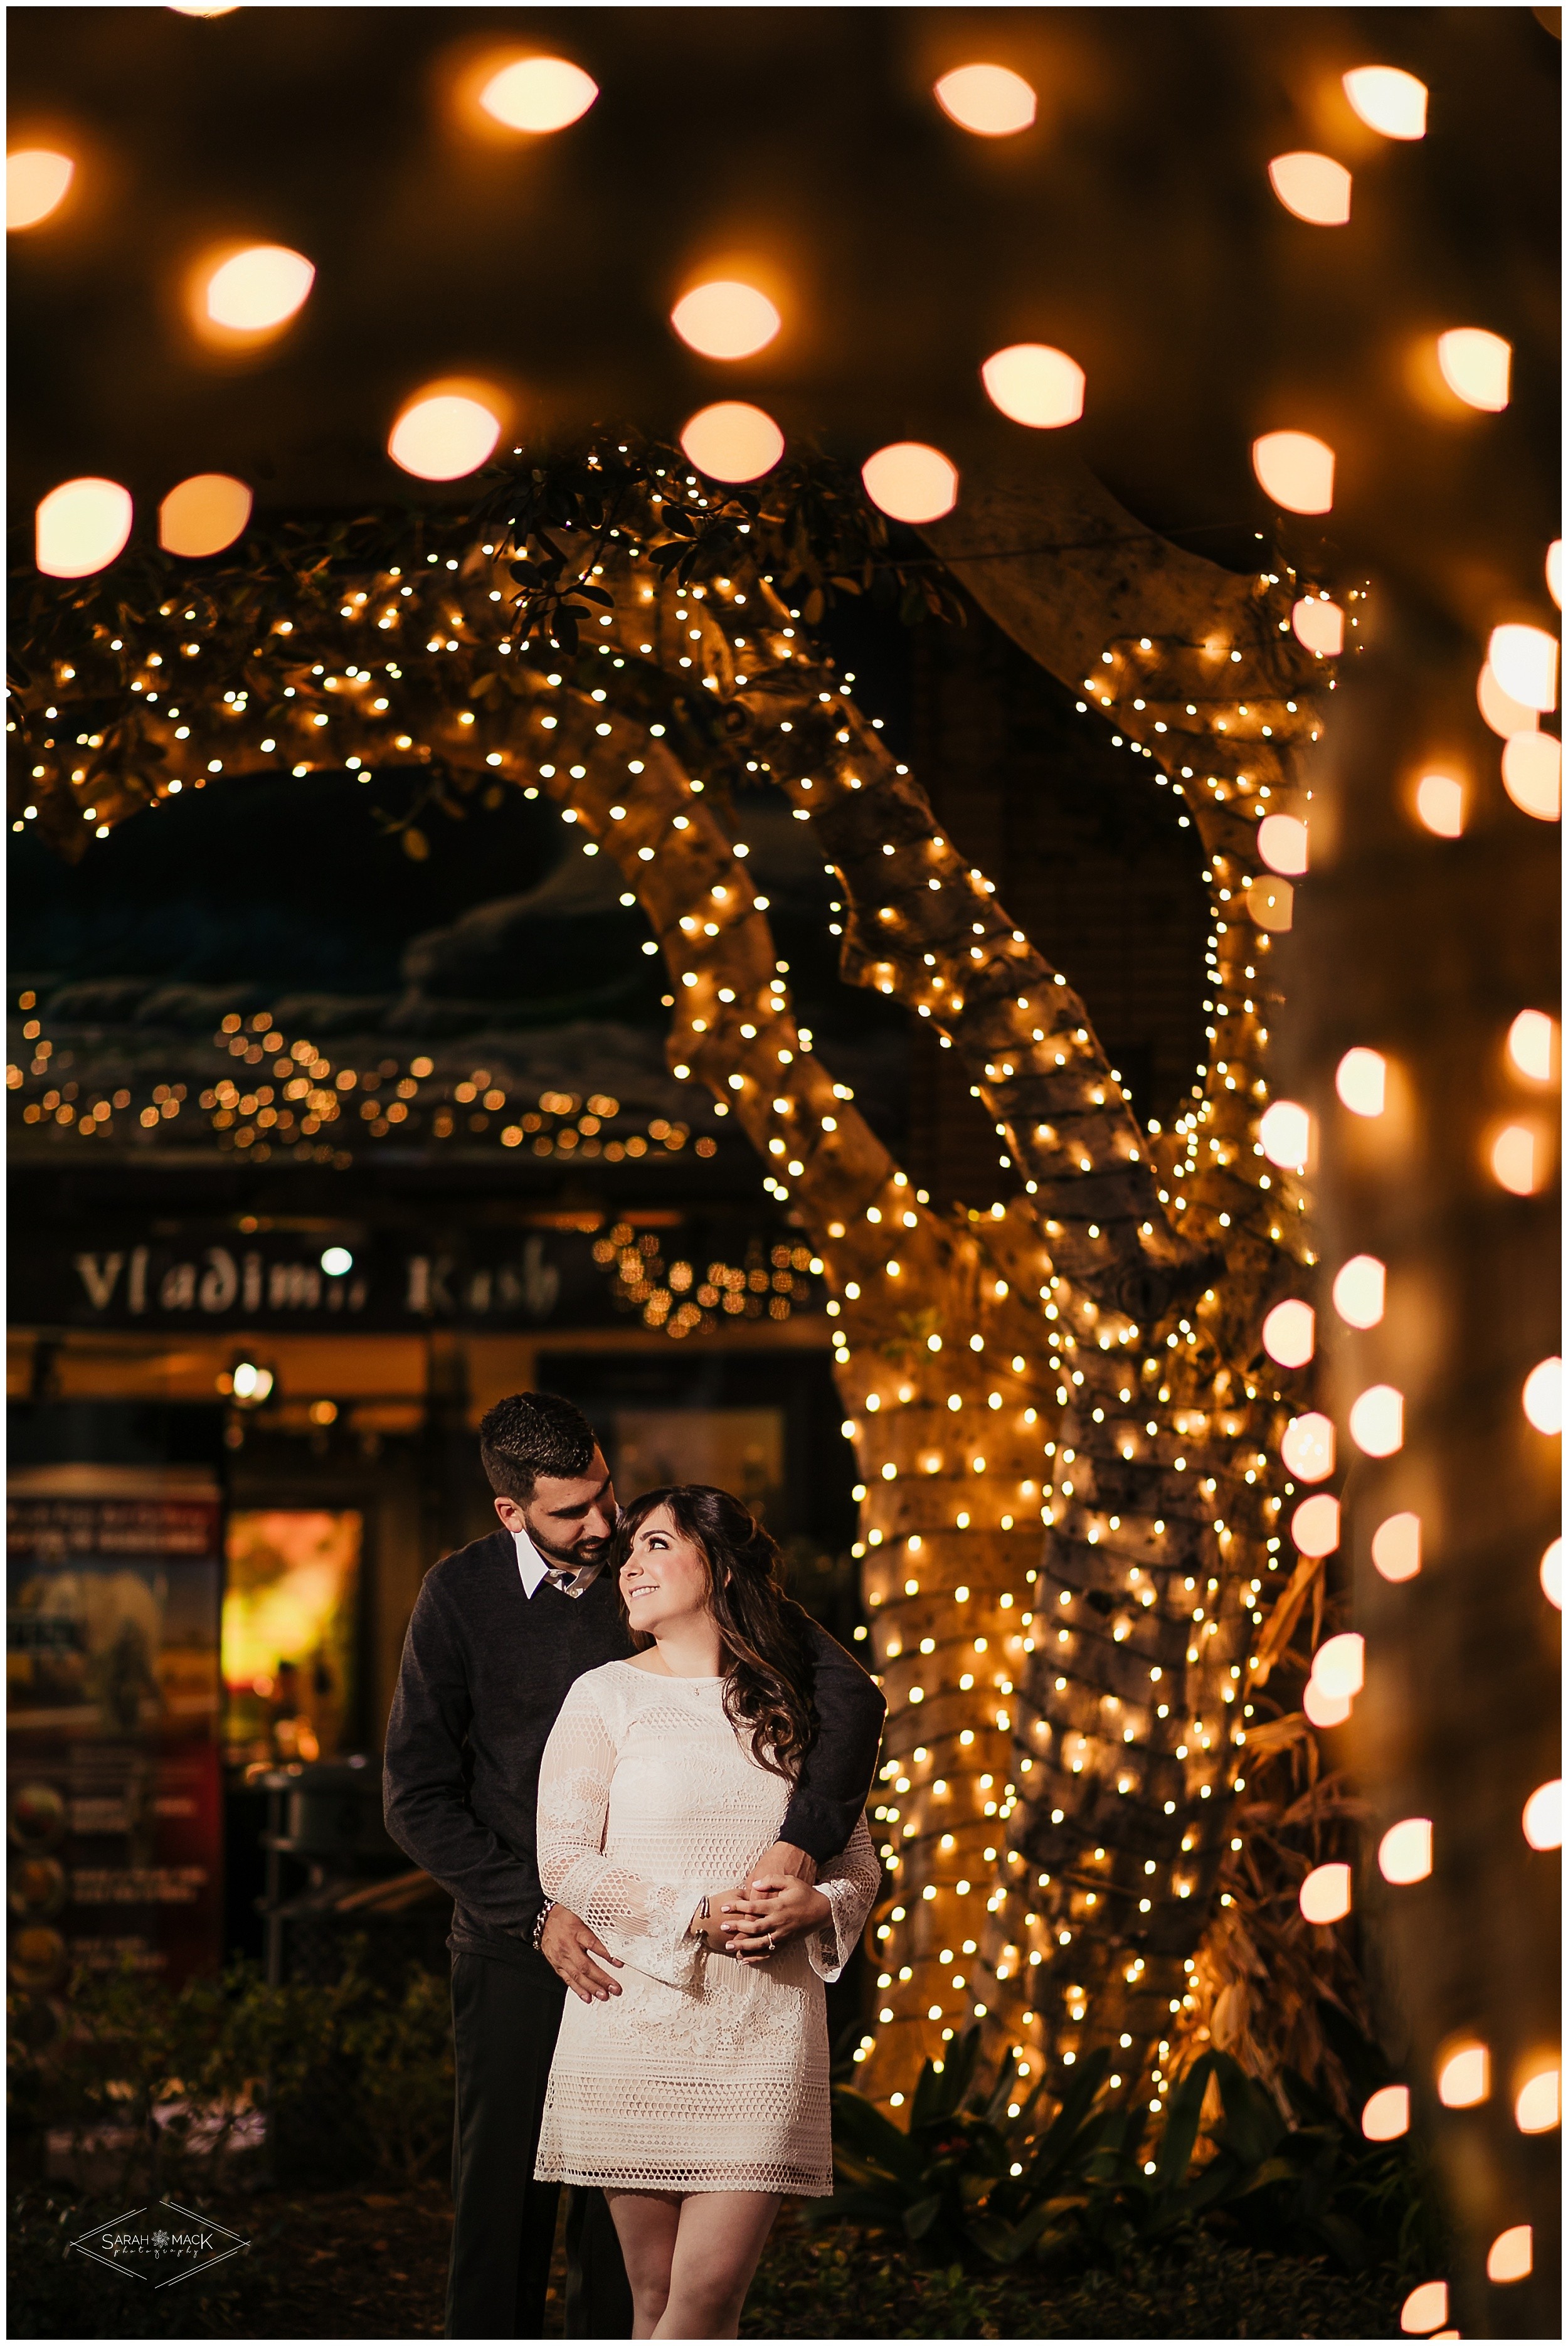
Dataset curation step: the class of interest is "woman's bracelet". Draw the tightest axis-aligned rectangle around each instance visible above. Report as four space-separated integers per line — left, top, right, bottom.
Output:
689 1892 711 1937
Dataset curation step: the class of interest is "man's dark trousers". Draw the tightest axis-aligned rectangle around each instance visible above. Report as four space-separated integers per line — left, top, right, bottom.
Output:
447 1949 633 2339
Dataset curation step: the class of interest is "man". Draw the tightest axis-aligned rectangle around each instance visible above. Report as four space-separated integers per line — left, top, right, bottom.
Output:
383 1390 885 2340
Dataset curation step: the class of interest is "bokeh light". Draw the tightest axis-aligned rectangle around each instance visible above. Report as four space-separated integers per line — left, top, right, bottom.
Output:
1312 1632 1365 1699
1335 1046 1387 1117
7 149 73 231
1414 772 1465 837
679 401 785 482
1521 1778 1561 1850
1490 1121 1545 1195
933 63 1037 137
1290 1493 1340 1558
1252 431 1335 514
1488 623 1559 713
1304 1679 1352 1729
1501 732 1561 822
1477 659 1539 738
1521 1356 1561 1436
1257 813 1309 874
1299 1861 1352 1923
1371 1512 1422 1583
1436 327 1512 411
1333 1254 1385 1327
1507 1009 1559 1083
1262 1298 1314 1366
479 56 599 133
670 281 781 360
1348 1383 1404 1457
1259 1098 1311 1169
1343 65 1428 139
1362 2084 1410 2140
861 442 959 524
980 344 1085 428
1514 2065 1560 2132
203 243 315 332
1379 1817 1433 1883
1486 2226 1533 2285
1267 152 1352 225
1437 2041 1490 2107
388 390 503 480
158 472 252 557
1281 1411 1335 1482
1291 596 1343 657
36 477 133 577
1400 2281 1448 2335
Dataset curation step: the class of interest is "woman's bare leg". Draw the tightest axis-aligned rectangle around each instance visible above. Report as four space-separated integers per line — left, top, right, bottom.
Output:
654 2190 782 2340
604 2190 682 2339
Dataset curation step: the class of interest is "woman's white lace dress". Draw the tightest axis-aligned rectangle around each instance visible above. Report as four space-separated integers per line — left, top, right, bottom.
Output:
533 1659 879 2195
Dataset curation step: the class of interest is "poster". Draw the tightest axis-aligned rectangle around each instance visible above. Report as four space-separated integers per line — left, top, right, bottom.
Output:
6 1468 224 1991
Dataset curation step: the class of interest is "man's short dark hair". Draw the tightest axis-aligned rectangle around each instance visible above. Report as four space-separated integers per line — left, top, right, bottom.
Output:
479 1391 598 1503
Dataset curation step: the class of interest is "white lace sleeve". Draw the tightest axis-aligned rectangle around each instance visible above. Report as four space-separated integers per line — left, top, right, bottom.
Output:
536 1677 706 1990
808 1813 881 1983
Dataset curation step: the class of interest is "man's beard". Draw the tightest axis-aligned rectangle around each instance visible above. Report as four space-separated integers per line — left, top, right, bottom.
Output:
522 1517 612 1570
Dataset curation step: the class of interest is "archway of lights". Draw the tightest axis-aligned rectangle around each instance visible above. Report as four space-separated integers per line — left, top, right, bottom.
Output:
10 450 1340 2125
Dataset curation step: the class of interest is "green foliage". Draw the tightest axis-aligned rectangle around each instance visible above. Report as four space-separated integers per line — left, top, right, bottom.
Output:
819 2022 1436 2283
825 2025 1116 2268
8 1943 454 2200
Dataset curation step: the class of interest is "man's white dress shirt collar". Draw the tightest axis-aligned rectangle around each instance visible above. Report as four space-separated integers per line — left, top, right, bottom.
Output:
511 1524 602 1600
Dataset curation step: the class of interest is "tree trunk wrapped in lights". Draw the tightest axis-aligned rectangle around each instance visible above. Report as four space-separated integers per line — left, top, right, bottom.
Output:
7 465 1333 2124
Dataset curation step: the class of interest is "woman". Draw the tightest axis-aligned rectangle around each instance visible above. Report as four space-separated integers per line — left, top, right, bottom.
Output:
533 1485 879 2340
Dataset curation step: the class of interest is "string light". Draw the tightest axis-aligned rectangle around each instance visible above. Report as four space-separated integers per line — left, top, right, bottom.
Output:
10 448 1342 2138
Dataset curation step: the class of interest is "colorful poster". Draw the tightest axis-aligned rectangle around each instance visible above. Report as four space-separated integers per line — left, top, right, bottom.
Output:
221 1510 361 1768
6 1468 223 1990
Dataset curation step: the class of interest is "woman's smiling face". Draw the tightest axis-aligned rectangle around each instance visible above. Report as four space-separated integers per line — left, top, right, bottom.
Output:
620 1504 713 1635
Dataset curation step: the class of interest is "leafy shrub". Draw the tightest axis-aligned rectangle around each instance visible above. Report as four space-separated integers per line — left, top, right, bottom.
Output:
8 1942 453 2200
820 2019 1436 2280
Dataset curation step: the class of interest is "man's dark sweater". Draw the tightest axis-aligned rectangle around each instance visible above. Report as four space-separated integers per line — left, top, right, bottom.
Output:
383 1527 886 1965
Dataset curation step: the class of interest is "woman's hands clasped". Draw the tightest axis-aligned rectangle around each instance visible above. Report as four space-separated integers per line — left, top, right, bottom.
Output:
721 1872 832 1964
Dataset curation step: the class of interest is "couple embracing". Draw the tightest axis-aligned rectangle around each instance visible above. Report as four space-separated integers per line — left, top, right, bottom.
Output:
384 1391 884 2340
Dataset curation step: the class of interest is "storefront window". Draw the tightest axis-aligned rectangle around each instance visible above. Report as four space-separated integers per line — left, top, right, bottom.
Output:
222 1510 361 1768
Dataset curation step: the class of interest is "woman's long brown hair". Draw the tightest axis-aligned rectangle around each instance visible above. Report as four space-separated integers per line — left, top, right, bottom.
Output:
613 1485 818 1781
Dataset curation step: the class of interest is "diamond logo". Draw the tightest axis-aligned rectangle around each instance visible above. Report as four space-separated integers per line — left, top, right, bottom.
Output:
67 2197 250 2289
